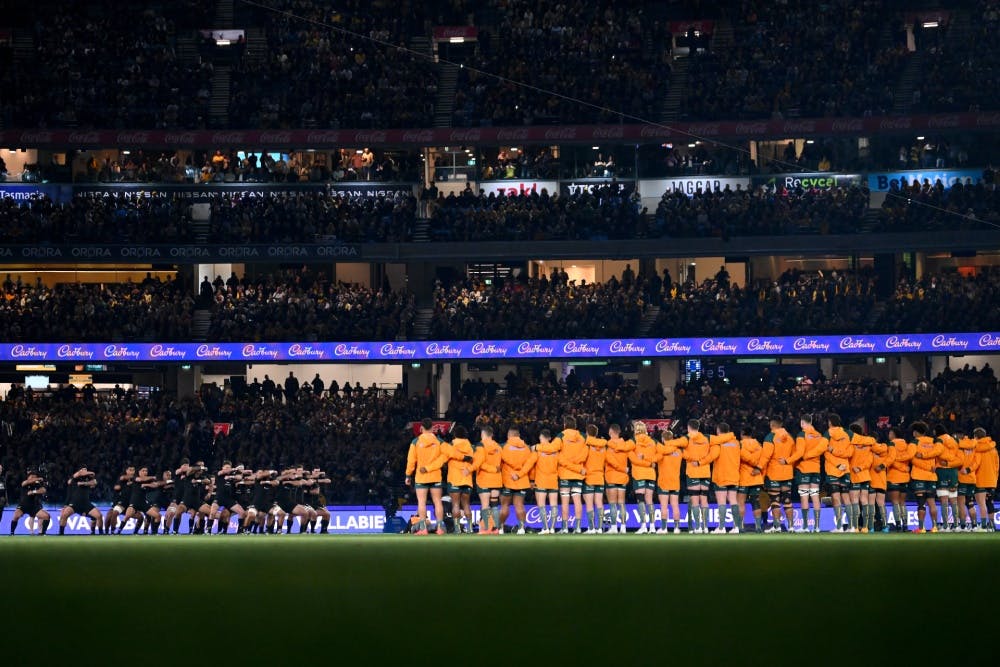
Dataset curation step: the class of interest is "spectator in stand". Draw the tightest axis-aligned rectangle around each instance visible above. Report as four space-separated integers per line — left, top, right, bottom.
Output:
878 174 999 233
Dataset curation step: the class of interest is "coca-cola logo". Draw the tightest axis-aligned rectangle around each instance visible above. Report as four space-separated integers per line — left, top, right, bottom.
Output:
792 338 830 352
734 122 769 135
471 342 509 356
978 334 1000 348
150 344 187 359
57 345 94 359
747 338 784 353
210 132 247 144
258 131 293 144
496 128 531 141
592 126 624 139
401 130 435 143
10 345 48 359
334 344 371 358
115 132 150 144
885 336 922 350
543 127 577 140
163 132 197 144
608 340 646 354
831 119 865 132
434 27 474 39
67 131 102 144
640 126 666 138
353 131 388 144
562 341 599 355
447 129 481 142
379 343 416 357
196 344 232 359
18 131 53 143
240 344 279 359
654 339 692 354
781 120 817 134
700 339 737 354
926 115 960 129
103 344 140 359
838 336 875 351
305 131 341 143
686 123 720 137
287 344 325 358
975 112 1000 128
931 335 968 349
516 342 554 355
878 118 912 131
424 342 462 357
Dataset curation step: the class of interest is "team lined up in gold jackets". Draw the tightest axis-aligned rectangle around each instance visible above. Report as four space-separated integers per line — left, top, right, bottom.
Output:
404 415 998 534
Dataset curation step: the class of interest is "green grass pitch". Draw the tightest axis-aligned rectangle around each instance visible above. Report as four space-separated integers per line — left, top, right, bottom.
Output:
6 534 1000 664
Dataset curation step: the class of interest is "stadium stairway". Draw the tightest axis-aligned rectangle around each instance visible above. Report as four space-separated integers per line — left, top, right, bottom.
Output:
244 28 268 67
192 309 212 341
215 0 234 27
892 51 924 115
411 218 432 242
659 57 687 123
12 29 33 63
209 65 232 128
411 308 434 340
176 33 199 67
434 63 459 128
637 305 661 337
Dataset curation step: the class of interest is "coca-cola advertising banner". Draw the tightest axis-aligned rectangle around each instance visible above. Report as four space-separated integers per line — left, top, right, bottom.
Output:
478 180 559 197
751 173 864 190
2 113 996 149
0 243 360 263
409 421 455 436
2 333 998 363
432 26 478 41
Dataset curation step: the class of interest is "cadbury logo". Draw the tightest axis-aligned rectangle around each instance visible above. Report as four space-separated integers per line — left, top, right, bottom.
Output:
287 344 324 358
471 342 509 356
793 338 830 352
516 342 554 355
562 341 599 355
424 343 462 356
700 339 737 353
196 345 232 358
103 345 140 359
838 336 875 351
654 340 692 354
978 334 1000 348
379 343 415 357
931 335 968 349
150 344 187 359
241 344 279 359
11 345 47 358
57 345 93 359
885 336 922 350
334 344 371 358
608 340 645 354
747 338 784 353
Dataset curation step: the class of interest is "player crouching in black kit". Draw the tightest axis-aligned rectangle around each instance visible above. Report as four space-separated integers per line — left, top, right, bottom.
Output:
59 467 102 534
246 469 279 534
210 461 247 534
10 468 50 535
118 466 158 534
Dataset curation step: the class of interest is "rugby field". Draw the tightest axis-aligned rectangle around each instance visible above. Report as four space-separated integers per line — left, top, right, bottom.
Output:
5 534 998 664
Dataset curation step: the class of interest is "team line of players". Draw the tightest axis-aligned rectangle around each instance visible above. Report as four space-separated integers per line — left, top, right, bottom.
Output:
404 416 1000 534
7 461 334 535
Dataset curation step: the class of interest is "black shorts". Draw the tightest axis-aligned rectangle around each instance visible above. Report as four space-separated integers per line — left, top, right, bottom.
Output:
215 496 237 509
278 500 296 514
70 502 95 515
129 500 150 513
17 500 42 516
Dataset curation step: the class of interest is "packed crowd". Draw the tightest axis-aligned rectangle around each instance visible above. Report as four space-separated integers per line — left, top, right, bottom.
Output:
430 270 648 340
682 0 908 120
0 274 194 342
913 0 1000 113
451 0 671 126
0 195 193 245
653 184 871 237
427 187 645 242
0 383 430 506
206 189 417 243
878 172 1000 233
874 269 1000 333
3 1 213 129
228 0 437 129
204 268 415 342
650 268 879 337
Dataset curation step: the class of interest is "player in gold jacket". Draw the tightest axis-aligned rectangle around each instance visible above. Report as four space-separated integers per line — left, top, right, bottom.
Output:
824 415 855 532
869 437 894 533
710 424 740 533
656 431 685 534
972 428 998 531
794 414 826 532
582 424 607 534
955 430 981 530
533 429 561 534
680 419 713 534
738 427 771 533
847 424 875 532
556 416 588 534
933 424 962 531
910 421 944 533
442 424 476 533
499 427 537 534
629 422 659 534
604 424 634 533
405 418 448 534
887 428 916 531
473 426 503 534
